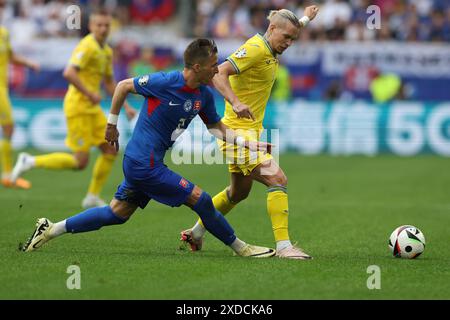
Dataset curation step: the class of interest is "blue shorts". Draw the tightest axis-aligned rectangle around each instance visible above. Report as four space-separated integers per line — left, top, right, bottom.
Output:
114 156 195 209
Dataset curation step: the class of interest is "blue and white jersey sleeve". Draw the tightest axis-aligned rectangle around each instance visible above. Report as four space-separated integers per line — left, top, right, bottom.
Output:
199 88 221 125
133 72 167 97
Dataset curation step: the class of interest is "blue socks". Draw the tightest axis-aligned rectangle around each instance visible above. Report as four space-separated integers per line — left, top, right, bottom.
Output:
64 194 235 247
192 192 236 245
66 206 127 233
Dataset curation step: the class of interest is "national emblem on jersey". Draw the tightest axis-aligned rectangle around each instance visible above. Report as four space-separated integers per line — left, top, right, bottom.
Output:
234 48 247 58
183 99 192 112
138 75 149 87
193 100 201 113
179 178 189 188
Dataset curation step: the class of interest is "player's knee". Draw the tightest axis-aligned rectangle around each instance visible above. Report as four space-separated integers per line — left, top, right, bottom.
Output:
268 172 288 187
192 190 215 213
228 188 249 203
186 185 204 207
1 124 13 138
109 198 136 220
74 153 89 170
77 159 89 170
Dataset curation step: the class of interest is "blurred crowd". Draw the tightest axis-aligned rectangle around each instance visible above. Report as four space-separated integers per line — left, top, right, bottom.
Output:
0 0 176 41
194 0 450 42
0 0 449 43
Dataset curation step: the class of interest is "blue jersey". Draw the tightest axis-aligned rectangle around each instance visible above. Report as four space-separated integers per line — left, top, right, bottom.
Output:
125 71 221 165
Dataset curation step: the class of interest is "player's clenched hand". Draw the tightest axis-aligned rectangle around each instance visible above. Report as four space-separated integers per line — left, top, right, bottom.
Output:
304 5 319 21
232 102 255 121
247 141 273 154
105 123 120 151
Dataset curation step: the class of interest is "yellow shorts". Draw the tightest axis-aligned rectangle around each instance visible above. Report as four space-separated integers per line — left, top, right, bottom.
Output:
65 108 107 153
0 87 13 125
217 129 273 176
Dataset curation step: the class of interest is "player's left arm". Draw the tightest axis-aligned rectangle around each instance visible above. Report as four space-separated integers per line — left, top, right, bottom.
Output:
10 51 40 72
105 78 137 151
104 75 137 120
206 121 272 153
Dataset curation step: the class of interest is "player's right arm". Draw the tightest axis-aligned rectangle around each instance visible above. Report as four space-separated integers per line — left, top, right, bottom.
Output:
105 78 137 151
64 42 102 104
63 65 101 104
212 61 254 120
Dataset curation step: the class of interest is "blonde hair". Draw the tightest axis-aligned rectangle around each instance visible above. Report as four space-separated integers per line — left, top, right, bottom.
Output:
267 9 301 29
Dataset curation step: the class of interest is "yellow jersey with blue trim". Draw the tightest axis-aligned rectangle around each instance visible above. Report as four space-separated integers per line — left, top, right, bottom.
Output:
223 34 279 130
64 34 113 117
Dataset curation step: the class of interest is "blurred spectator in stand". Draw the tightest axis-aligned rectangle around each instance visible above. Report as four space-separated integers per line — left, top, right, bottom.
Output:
370 73 404 103
323 80 342 101
130 0 175 25
428 9 450 42
193 0 217 37
246 5 268 37
129 47 156 77
129 47 178 78
210 0 249 39
113 39 140 81
8 2 36 43
271 63 291 102
344 64 379 99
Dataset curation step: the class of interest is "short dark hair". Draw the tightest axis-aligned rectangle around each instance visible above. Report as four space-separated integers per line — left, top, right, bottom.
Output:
184 39 218 68
89 8 111 20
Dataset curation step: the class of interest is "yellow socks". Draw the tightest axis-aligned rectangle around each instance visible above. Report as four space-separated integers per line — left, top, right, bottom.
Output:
0 139 12 176
267 186 290 242
87 153 116 196
212 187 236 215
35 153 78 170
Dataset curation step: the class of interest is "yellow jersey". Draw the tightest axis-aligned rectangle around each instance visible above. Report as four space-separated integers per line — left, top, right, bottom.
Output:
0 26 12 88
64 34 113 117
223 34 279 130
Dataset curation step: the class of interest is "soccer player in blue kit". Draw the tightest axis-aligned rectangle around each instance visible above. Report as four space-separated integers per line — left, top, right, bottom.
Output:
20 39 276 258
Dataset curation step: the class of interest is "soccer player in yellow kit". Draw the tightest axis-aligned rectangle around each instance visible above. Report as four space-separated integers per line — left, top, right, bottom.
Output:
0 0 40 189
11 10 136 208
181 6 319 259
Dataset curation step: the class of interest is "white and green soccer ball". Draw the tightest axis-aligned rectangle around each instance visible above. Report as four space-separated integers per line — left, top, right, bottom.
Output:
388 225 426 259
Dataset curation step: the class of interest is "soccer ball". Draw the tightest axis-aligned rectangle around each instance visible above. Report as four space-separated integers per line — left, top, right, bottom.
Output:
388 225 426 259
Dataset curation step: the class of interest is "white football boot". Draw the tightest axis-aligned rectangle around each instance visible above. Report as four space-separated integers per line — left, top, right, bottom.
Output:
235 244 276 258
22 218 53 252
11 152 35 183
276 245 313 260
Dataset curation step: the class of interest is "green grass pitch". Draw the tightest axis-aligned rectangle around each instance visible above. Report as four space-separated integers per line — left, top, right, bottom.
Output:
1 152 449 299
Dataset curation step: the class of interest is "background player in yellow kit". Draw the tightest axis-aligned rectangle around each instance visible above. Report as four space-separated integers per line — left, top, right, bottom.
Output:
11 10 136 208
0 0 40 189
181 6 319 259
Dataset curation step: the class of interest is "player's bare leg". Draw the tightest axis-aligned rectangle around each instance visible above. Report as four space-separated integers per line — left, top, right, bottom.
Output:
250 159 312 260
